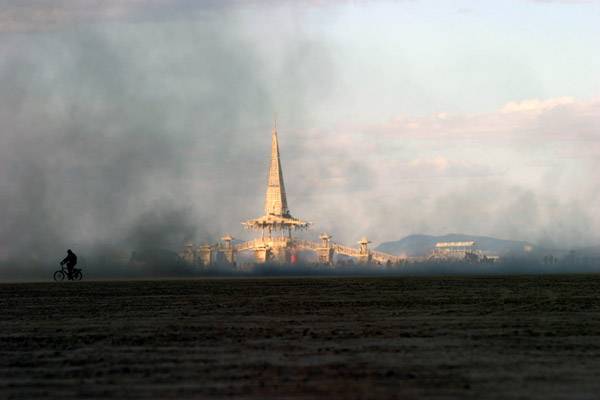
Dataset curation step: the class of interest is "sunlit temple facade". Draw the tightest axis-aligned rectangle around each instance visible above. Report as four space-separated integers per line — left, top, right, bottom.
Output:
181 124 402 267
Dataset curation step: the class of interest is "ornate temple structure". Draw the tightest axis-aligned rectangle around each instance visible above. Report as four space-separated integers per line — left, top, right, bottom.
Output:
240 124 310 263
181 124 402 267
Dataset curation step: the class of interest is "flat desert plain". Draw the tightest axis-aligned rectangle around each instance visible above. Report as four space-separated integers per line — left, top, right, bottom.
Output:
2 276 600 399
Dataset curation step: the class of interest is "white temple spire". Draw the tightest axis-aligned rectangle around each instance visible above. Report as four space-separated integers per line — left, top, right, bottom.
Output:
264 123 289 216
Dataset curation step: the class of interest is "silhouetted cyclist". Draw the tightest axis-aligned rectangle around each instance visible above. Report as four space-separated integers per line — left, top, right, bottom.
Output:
60 249 78 280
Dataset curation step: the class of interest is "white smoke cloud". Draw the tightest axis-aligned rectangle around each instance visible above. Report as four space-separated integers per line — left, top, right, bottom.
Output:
0 4 338 278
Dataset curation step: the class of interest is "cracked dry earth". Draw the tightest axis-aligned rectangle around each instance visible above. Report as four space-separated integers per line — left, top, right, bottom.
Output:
2 276 600 399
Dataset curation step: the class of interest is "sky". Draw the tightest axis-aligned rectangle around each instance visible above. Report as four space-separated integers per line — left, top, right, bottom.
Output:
0 0 599 273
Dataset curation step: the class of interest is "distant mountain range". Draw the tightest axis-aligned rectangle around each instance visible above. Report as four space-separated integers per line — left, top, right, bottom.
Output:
376 234 545 258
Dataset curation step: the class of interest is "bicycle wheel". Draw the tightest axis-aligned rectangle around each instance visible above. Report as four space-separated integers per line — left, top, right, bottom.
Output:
72 270 83 281
53 270 65 281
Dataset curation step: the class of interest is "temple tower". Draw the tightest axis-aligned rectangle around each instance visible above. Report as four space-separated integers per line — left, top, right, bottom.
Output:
317 234 334 265
357 237 372 264
264 126 289 217
198 244 214 267
180 242 195 265
219 235 236 265
242 123 310 263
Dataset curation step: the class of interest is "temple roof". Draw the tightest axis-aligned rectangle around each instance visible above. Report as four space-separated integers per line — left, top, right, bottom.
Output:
242 214 310 231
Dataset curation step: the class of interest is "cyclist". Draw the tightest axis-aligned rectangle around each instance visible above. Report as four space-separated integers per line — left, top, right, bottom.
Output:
60 249 78 280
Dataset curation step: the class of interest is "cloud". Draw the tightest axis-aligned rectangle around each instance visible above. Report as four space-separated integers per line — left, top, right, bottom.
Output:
0 0 360 33
0 1 162 32
407 157 495 178
374 97 600 144
500 97 576 113
279 97 600 247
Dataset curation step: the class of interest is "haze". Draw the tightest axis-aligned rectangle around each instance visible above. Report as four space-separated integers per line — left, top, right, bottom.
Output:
1 0 599 276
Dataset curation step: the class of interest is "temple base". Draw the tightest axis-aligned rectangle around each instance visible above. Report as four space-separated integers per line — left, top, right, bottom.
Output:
253 237 292 264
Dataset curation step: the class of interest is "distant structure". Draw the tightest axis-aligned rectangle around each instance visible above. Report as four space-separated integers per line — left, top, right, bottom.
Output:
427 241 500 263
181 123 402 267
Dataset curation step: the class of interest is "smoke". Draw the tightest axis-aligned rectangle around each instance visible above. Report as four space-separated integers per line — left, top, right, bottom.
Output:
1 2 598 281
0 3 337 280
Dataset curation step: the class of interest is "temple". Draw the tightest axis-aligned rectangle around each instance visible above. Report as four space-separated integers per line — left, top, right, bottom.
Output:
240 125 310 263
181 123 402 267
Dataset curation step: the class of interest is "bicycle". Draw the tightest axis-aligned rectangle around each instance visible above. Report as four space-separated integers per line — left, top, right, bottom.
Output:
53 264 83 281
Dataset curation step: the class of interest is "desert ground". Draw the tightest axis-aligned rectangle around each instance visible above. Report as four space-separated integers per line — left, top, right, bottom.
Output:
2 275 600 399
